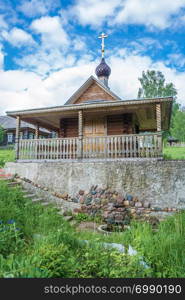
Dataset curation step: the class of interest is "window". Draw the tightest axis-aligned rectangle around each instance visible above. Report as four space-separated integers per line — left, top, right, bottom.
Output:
7 133 13 143
29 132 34 139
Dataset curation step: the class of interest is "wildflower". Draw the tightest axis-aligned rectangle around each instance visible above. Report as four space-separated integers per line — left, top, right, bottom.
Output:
7 219 15 224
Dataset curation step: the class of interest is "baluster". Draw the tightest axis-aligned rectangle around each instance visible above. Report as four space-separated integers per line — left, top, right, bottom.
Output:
146 136 149 158
114 136 117 158
153 134 157 157
150 136 153 157
72 138 74 159
83 138 86 158
66 139 68 159
89 137 92 158
49 140 51 160
125 136 128 158
30 140 32 160
110 137 113 158
134 135 136 158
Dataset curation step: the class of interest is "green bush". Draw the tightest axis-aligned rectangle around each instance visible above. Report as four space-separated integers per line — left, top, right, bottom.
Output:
0 222 24 257
73 245 151 278
35 243 77 277
0 253 49 278
73 212 102 223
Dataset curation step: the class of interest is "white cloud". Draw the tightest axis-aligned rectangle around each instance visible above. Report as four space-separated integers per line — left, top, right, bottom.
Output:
113 0 185 29
14 16 74 75
1 51 185 116
68 0 185 29
67 0 121 27
15 49 76 76
31 16 69 48
17 0 60 18
167 53 185 68
1 27 36 47
0 44 4 69
0 69 53 113
0 14 8 29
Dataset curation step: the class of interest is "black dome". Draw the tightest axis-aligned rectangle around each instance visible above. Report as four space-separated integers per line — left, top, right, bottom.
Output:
95 58 111 77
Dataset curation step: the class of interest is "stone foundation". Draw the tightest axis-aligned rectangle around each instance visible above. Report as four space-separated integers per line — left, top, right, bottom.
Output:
4 160 185 209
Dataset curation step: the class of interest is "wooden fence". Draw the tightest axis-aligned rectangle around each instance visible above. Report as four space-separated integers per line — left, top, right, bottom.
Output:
18 133 162 160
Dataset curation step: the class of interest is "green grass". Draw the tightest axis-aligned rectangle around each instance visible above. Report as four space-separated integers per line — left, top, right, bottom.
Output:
0 149 14 167
163 146 185 160
0 180 185 278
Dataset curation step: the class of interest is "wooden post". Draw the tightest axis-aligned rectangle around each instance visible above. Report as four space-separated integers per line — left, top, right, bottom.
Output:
78 110 83 159
15 116 20 160
35 124 39 139
156 103 162 156
59 119 65 138
156 103 161 132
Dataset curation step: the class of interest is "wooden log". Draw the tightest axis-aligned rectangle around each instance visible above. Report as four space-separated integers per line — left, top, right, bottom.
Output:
156 103 162 132
15 116 20 160
78 110 83 159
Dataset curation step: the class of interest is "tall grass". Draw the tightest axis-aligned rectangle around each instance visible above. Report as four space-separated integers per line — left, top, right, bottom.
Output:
163 146 185 160
0 180 185 277
0 149 14 167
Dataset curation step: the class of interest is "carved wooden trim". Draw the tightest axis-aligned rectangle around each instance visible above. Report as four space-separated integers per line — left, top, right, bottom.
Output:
15 116 20 160
156 103 161 132
35 124 39 139
78 110 83 158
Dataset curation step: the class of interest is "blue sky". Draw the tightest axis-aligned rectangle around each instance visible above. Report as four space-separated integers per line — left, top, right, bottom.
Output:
1 0 185 114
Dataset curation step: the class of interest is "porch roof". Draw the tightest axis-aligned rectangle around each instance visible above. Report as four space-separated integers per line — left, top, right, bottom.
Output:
6 96 173 132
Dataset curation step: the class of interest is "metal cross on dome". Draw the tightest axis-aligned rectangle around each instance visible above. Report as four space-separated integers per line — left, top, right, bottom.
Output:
98 32 108 58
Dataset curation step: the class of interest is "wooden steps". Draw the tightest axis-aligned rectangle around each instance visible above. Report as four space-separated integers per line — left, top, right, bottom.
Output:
7 181 21 187
23 194 35 199
32 198 43 202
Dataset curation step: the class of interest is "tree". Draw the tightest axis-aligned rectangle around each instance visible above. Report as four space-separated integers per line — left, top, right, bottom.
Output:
137 70 177 99
0 125 4 144
137 70 180 137
171 110 185 142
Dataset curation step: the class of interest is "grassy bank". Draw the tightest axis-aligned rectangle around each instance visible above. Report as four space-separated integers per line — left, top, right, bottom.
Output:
163 146 185 160
0 180 185 278
0 149 14 167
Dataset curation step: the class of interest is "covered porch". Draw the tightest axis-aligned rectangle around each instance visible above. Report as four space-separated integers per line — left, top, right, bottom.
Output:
18 132 162 160
7 96 172 161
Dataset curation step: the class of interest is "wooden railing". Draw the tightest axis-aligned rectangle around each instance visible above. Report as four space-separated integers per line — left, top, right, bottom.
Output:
18 133 162 161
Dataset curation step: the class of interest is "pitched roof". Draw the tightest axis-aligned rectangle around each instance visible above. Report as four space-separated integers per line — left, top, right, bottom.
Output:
0 115 50 133
64 75 121 105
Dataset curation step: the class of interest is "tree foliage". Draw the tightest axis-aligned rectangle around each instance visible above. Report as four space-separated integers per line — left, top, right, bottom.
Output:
171 110 185 142
137 70 185 139
137 70 177 99
0 126 4 144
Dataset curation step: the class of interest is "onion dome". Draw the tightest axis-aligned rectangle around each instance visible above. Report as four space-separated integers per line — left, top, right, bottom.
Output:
95 58 111 78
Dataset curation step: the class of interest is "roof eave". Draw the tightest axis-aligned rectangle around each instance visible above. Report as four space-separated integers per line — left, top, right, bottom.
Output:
6 97 173 117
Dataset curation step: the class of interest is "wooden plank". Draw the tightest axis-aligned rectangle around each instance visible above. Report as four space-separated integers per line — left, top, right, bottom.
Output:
15 116 20 160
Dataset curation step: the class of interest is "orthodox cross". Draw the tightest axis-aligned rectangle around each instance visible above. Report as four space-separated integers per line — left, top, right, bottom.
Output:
98 32 108 58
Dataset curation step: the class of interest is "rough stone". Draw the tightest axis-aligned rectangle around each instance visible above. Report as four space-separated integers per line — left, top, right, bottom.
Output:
143 201 150 208
61 192 68 199
79 196 85 204
126 194 133 201
5 160 185 209
135 202 142 208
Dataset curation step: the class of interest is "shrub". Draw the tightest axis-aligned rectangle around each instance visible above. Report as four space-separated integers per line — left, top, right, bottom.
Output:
0 221 24 257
